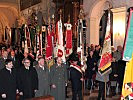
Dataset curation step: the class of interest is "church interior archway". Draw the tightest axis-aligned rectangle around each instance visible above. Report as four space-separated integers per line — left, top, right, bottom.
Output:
0 3 18 44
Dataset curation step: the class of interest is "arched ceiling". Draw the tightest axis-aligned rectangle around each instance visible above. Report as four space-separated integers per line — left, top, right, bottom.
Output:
0 2 18 28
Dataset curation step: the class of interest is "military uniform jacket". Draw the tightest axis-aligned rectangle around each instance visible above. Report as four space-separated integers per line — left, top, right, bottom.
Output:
35 65 50 97
0 68 17 100
70 64 82 91
50 63 68 100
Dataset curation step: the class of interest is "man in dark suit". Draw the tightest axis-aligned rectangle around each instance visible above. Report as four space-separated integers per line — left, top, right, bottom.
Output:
0 59 17 100
17 58 38 99
8 50 20 68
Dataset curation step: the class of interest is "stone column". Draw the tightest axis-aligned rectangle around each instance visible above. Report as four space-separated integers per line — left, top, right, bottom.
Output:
87 17 99 45
111 7 126 49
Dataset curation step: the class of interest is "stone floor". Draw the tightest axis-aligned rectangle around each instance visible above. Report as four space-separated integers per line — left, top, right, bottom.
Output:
66 82 121 100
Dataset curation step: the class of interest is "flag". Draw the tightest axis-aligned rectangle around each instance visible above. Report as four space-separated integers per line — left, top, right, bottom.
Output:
56 19 65 62
42 25 46 54
121 54 133 100
64 23 72 57
24 24 30 53
123 8 133 61
77 19 83 65
36 25 42 54
46 25 53 60
98 10 112 75
25 25 31 48
39 30 42 55
4 26 11 45
82 20 87 56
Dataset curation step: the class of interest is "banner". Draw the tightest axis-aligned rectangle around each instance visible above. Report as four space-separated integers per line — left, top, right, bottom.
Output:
98 11 112 75
82 20 87 56
121 54 133 100
123 8 133 61
24 24 30 53
56 19 65 62
64 23 72 57
46 25 53 60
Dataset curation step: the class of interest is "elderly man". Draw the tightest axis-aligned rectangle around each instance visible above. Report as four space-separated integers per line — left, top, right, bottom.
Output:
35 57 50 97
17 58 38 99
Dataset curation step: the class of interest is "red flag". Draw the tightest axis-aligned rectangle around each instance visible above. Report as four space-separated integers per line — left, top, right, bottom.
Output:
46 25 53 60
65 23 72 57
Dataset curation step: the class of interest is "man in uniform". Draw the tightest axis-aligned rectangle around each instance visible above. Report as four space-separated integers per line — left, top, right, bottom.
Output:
35 57 50 97
70 54 83 100
50 57 68 100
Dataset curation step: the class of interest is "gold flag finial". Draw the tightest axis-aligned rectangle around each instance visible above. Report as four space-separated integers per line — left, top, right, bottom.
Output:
52 14 55 24
79 8 85 19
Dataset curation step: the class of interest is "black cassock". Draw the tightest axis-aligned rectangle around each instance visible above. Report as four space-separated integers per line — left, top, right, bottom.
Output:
17 66 38 99
0 68 16 100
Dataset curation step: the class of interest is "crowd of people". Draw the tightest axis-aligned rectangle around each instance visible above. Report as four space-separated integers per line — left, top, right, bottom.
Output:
0 44 126 100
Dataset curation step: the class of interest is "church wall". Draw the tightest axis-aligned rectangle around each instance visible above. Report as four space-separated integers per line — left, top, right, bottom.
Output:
84 0 133 49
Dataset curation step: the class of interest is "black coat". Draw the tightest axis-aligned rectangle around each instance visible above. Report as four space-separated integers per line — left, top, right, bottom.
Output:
109 62 118 81
0 68 17 100
70 67 82 91
86 56 96 79
17 66 38 99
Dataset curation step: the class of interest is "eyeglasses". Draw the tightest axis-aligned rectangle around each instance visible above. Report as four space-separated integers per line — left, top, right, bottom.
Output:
24 62 30 63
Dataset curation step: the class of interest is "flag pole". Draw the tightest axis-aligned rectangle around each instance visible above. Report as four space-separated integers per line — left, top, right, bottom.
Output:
79 7 84 100
105 81 107 99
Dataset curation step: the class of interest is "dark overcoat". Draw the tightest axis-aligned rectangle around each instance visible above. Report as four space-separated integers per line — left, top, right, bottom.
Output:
0 68 16 100
17 66 38 99
50 63 68 100
35 65 50 97
70 67 82 91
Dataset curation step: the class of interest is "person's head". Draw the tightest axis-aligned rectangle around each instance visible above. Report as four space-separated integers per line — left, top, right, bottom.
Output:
24 52 28 58
7 47 11 54
5 59 13 69
117 45 123 52
89 50 94 56
37 54 43 59
95 45 99 51
11 50 15 57
38 57 45 66
29 49 33 53
23 58 30 68
2 50 8 58
57 57 62 65
71 54 79 65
